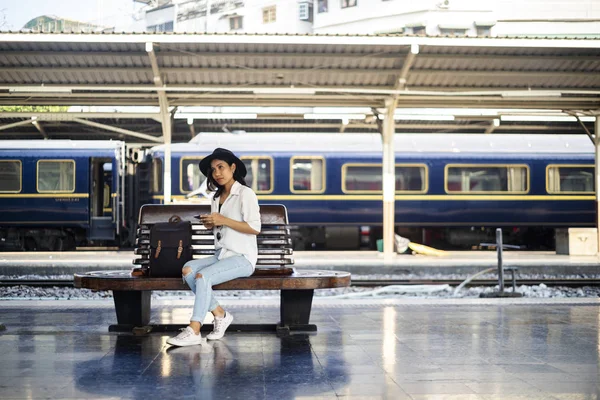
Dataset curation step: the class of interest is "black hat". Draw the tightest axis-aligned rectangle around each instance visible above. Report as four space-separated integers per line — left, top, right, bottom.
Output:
199 148 247 178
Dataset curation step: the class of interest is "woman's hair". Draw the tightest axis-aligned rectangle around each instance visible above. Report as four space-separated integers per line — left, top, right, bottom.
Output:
206 155 248 198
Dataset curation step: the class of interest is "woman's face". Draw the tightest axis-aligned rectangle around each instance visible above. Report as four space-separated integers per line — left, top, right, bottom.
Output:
210 158 236 187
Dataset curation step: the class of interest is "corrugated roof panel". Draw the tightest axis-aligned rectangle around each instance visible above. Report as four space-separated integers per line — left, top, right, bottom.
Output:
0 33 598 110
408 70 600 89
156 51 400 71
415 55 599 73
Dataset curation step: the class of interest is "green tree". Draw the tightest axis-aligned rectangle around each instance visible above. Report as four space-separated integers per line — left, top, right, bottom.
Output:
0 105 69 112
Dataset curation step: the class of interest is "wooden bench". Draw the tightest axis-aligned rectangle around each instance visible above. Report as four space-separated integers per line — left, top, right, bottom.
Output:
74 204 350 335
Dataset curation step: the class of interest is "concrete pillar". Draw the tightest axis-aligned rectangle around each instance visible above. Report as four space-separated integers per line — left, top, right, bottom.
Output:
382 98 398 258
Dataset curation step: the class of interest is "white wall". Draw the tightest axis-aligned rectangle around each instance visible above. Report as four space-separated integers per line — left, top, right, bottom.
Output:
146 4 177 28
495 0 600 20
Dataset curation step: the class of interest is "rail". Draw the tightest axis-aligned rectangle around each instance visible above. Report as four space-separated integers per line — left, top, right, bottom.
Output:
4 278 600 288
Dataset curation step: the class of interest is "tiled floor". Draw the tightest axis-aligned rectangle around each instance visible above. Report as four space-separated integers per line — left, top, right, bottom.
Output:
1 298 599 399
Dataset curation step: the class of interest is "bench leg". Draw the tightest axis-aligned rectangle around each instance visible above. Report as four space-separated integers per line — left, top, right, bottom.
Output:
109 291 151 332
278 289 316 335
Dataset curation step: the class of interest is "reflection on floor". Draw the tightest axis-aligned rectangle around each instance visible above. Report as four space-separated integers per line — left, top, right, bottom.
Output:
0 299 599 399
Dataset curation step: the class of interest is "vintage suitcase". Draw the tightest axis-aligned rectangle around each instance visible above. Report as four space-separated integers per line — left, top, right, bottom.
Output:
149 215 193 277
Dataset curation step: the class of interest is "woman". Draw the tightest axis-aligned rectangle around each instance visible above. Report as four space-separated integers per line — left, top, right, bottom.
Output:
167 148 261 347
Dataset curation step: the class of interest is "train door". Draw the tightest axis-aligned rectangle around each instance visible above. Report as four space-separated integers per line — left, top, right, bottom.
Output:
89 158 115 240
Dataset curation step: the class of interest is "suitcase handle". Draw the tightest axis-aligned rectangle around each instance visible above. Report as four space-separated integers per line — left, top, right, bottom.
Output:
169 215 182 223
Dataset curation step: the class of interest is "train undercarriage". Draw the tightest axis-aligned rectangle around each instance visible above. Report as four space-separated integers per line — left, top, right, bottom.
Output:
0 227 128 251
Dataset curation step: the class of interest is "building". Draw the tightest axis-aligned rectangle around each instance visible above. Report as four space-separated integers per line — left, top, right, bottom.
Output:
22 15 110 33
313 0 600 37
141 0 600 37
313 0 495 36
144 0 313 34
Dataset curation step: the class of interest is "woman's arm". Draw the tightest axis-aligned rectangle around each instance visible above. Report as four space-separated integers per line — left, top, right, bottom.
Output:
201 213 259 235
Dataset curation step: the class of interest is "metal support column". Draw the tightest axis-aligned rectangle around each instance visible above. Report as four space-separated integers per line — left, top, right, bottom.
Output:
596 116 600 256
147 42 172 204
382 97 398 258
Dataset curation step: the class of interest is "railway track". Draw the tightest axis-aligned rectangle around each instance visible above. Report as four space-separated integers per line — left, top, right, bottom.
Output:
2 278 600 288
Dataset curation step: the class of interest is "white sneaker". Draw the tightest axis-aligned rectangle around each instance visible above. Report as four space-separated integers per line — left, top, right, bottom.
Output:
206 312 233 340
166 326 206 347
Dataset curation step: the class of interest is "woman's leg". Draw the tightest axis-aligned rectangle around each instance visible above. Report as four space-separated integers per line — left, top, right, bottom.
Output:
182 254 220 312
167 256 252 347
190 255 253 325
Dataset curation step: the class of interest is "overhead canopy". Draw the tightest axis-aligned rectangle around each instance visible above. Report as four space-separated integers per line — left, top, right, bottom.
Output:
0 32 599 110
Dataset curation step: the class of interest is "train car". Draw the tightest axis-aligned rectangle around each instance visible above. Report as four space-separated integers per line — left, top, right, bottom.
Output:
0 140 128 250
145 132 595 250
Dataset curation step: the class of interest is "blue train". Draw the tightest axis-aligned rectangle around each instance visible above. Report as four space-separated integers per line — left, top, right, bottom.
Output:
0 140 130 250
147 133 595 250
0 133 595 250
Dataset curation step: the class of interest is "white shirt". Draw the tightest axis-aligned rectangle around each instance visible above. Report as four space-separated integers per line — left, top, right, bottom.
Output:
211 180 261 268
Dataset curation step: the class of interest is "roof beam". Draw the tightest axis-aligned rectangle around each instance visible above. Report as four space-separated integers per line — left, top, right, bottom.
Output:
568 112 596 143
395 44 419 90
1 32 599 49
192 122 587 131
71 118 162 142
484 118 500 134
0 112 162 120
3 84 599 96
31 118 48 139
1 96 597 109
0 119 35 131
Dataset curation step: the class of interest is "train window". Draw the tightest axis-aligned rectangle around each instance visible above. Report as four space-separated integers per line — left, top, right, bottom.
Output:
342 164 427 193
152 158 163 193
0 160 22 193
37 160 75 193
445 165 529 193
241 156 273 194
547 165 594 193
290 157 325 193
395 165 427 193
103 183 110 208
180 157 206 193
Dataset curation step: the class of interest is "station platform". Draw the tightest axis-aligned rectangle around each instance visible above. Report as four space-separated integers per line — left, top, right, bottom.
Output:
0 250 599 276
1 297 599 399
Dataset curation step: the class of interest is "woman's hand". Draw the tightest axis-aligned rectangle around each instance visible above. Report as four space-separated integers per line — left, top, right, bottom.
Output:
201 213 259 236
201 212 226 227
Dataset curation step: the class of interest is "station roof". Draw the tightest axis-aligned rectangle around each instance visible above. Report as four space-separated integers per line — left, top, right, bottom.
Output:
0 32 598 142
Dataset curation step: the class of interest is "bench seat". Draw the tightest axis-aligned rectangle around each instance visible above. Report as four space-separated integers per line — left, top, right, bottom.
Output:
74 269 350 335
74 204 351 335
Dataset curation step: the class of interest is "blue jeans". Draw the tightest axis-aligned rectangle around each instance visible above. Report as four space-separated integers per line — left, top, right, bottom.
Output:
183 250 253 323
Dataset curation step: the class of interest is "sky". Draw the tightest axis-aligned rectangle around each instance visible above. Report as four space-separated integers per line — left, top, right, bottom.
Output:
0 0 142 30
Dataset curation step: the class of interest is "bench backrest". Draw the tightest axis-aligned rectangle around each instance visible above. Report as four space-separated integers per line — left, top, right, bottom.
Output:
132 204 293 272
